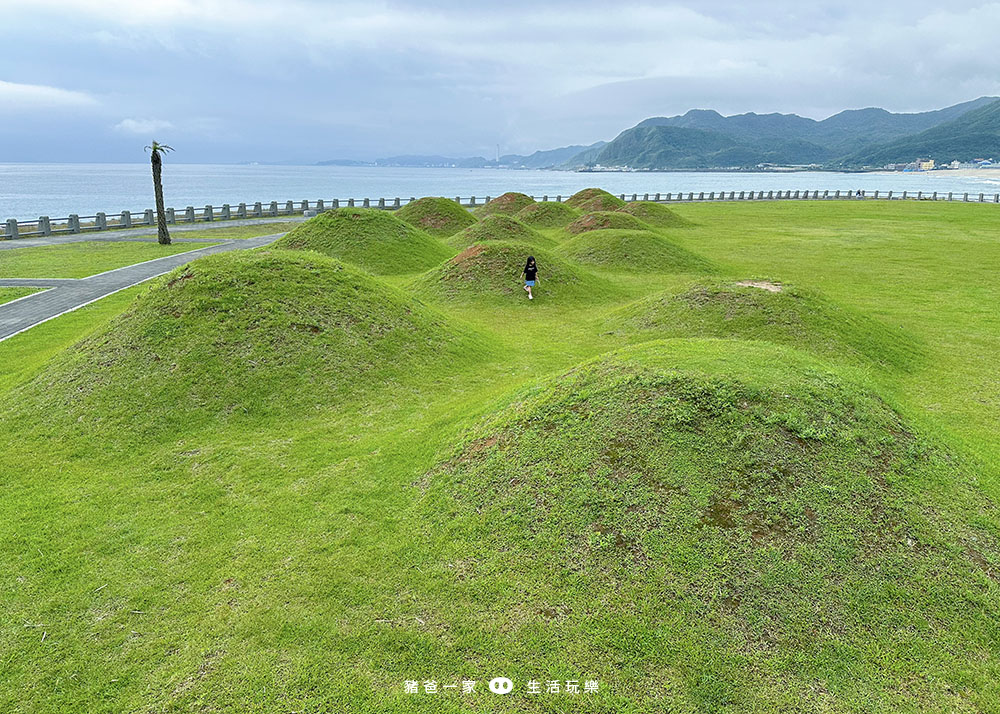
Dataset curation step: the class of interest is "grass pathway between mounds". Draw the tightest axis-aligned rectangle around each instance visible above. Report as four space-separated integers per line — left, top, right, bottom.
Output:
0 198 999 713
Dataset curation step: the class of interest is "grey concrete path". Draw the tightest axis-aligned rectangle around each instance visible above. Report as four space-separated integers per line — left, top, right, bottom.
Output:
0 216 305 251
0 232 285 342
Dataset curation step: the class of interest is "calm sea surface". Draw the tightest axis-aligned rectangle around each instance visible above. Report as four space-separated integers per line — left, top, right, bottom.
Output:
3 163 1000 221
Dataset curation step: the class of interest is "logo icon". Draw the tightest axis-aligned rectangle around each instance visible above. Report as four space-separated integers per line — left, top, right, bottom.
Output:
488 677 513 694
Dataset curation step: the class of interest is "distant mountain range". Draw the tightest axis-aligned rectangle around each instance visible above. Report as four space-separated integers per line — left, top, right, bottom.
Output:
317 97 1000 171
316 142 606 170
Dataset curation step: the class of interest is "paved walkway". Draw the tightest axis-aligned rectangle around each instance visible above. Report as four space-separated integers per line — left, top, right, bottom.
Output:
0 231 286 342
0 216 304 251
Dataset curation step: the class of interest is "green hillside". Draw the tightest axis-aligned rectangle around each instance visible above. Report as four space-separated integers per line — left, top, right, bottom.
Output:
565 211 649 234
274 207 454 274
447 214 554 249
2 199 1000 712
515 200 580 228
844 99 1000 166
557 229 713 273
394 196 476 237
582 97 1000 169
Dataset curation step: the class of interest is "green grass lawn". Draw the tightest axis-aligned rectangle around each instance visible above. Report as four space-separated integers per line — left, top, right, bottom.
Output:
164 221 302 240
0 198 998 713
0 241 223 279
0 287 38 305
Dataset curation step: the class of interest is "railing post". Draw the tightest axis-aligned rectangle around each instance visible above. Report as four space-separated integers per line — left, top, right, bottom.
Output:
620 194 626 201
916 191 922 200
947 192 953 201
38 216 51 235
980 193 985 202
284 200 294 214
347 198 355 207
483 196 490 204
378 198 385 209
68 214 81 233
995 194 999 203
165 207 175 223
643 193 649 201
874 190 879 199
185 206 195 222
362 198 370 208
143 209 154 225
963 193 969 202
237 203 247 218
631 193 637 202
221 204 231 220
269 201 279 216
332 199 339 209
654 193 660 201
5 218 18 239
393 198 400 208
470 196 477 206
252 202 262 217
887 191 893 200
316 200 325 212
454 196 461 204
120 211 131 229
203 205 213 221
708 192 715 200
902 191 907 200
96 212 107 230
542 195 548 202
302 200 310 211
737 191 744 200
556 195 562 202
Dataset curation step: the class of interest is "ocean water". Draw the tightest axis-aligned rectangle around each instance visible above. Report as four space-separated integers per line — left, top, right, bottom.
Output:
2 163 1000 221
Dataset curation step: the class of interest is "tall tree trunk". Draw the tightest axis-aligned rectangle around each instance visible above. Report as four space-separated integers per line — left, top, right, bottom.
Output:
151 151 171 245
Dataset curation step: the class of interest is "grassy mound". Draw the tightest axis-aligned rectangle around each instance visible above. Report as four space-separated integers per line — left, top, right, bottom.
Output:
514 200 579 228
565 210 650 235
447 214 554 249
394 196 476 238
273 207 453 274
619 200 690 227
419 340 1000 709
558 229 713 273
565 187 626 212
14 250 479 436
412 241 609 302
473 191 535 218
608 278 922 369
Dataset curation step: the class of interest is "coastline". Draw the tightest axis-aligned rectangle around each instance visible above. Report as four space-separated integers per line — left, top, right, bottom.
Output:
868 168 1000 179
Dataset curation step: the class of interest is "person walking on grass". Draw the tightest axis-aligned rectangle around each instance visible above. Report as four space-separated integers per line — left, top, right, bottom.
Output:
522 256 538 300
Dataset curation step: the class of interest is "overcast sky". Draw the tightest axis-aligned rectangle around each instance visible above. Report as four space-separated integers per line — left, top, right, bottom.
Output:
3 0 1000 163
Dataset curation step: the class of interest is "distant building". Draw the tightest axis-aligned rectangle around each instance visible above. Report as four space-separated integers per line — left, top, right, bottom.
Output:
918 158 935 171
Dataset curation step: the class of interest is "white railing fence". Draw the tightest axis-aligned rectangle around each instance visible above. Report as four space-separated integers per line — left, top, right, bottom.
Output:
4 189 999 240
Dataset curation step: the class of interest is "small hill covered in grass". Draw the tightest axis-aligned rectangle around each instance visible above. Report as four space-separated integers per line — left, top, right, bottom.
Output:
558 229 713 273
565 210 650 235
607 278 922 369
565 187 627 212
418 340 1000 709
473 191 535 218
619 200 690 228
394 196 477 238
13 250 481 438
274 207 453 274
412 241 610 302
447 214 554 249
514 200 579 228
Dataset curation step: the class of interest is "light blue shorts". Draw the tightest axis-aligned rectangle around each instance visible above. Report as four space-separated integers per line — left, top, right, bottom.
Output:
525 280 535 287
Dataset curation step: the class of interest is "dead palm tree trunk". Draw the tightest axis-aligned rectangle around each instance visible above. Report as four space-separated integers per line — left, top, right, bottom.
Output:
146 141 173 245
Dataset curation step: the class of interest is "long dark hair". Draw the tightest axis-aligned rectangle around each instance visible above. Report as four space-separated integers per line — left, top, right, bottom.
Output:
524 255 536 270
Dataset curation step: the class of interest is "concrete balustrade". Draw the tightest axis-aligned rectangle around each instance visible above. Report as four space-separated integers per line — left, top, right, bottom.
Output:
4 187 998 240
